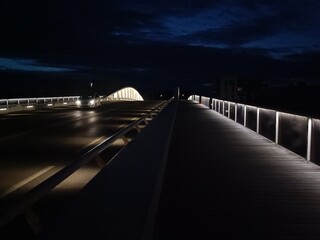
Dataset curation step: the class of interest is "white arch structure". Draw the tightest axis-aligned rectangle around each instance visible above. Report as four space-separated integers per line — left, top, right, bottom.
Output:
106 87 143 101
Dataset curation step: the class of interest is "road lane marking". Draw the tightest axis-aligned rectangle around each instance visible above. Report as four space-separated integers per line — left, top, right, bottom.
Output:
0 166 55 198
75 136 107 154
74 120 136 155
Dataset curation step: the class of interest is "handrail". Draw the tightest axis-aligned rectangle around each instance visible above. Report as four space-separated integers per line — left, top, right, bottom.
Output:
0 96 80 114
0 96 80 106
0 98 173 228
189 95 320 165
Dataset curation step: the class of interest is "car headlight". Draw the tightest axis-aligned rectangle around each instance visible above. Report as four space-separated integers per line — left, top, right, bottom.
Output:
89 100 95 105
76 100 81 105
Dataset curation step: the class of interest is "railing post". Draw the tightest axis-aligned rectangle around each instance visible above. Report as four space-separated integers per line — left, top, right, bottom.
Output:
235 103 238 122
275 111 280 144
244 105 247 127
222 101 225 115
257 108 260 133
228 102 231 118
307 118 313 161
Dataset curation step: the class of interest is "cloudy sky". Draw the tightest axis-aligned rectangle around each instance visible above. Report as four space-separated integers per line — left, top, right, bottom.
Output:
0 0 319 95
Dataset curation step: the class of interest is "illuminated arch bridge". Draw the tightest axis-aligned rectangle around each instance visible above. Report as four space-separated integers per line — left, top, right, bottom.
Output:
0 87 144 114
105 87 143 101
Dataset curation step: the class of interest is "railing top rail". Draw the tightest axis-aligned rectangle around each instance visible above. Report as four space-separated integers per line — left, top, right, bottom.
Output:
191 95 319 120
190 93 320 165
0 96 80 102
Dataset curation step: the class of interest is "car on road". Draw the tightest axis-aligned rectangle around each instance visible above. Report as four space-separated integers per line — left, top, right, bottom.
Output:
76 94 102 108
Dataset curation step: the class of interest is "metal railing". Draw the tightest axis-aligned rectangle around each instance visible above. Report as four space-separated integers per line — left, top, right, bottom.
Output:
0 96 80 113
0 98 173 231
189 95 320 165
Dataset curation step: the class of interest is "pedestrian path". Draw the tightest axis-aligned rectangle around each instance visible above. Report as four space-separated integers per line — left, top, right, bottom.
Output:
154 100 320 240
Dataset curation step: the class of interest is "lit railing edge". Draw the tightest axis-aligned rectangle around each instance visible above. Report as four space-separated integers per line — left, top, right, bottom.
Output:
188 94 318 163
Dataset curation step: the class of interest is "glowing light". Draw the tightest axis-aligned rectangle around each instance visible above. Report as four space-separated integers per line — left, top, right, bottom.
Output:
307 118 313 161
63 102 68 105
0 108 7 111
47 103 53 106
26 105 34 108
106 87 143 101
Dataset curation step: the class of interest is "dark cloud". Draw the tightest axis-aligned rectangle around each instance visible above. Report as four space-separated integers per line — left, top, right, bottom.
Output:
0 0 319 98
182 16 284 46
1 0 318 53
180 1 318 46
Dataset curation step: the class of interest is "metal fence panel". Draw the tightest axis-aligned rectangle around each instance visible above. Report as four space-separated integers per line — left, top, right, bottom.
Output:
259 108 276 141
278 113 308 158
246 106 257 132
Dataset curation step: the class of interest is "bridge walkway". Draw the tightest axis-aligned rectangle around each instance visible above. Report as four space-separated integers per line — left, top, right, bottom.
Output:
154 100 320 239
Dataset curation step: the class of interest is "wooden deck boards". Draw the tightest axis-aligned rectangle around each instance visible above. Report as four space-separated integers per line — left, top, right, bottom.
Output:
155 100 320 240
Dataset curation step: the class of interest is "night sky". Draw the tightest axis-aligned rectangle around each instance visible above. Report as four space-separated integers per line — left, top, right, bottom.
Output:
0 0 319 99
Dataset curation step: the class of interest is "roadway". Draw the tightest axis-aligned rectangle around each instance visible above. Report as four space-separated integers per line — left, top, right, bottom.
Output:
0 100 164 227
36 100 320 240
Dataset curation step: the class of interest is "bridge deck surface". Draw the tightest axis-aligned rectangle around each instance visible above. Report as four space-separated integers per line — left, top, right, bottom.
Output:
155 100 320 240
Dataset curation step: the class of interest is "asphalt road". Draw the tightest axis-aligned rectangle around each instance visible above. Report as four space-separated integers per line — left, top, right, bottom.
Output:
0 100 164 212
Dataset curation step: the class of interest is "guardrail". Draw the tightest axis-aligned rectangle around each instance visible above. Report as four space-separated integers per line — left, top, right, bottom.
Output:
0 96 80 114
38 94 178 239
189 95 320 165
0 98 173 233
